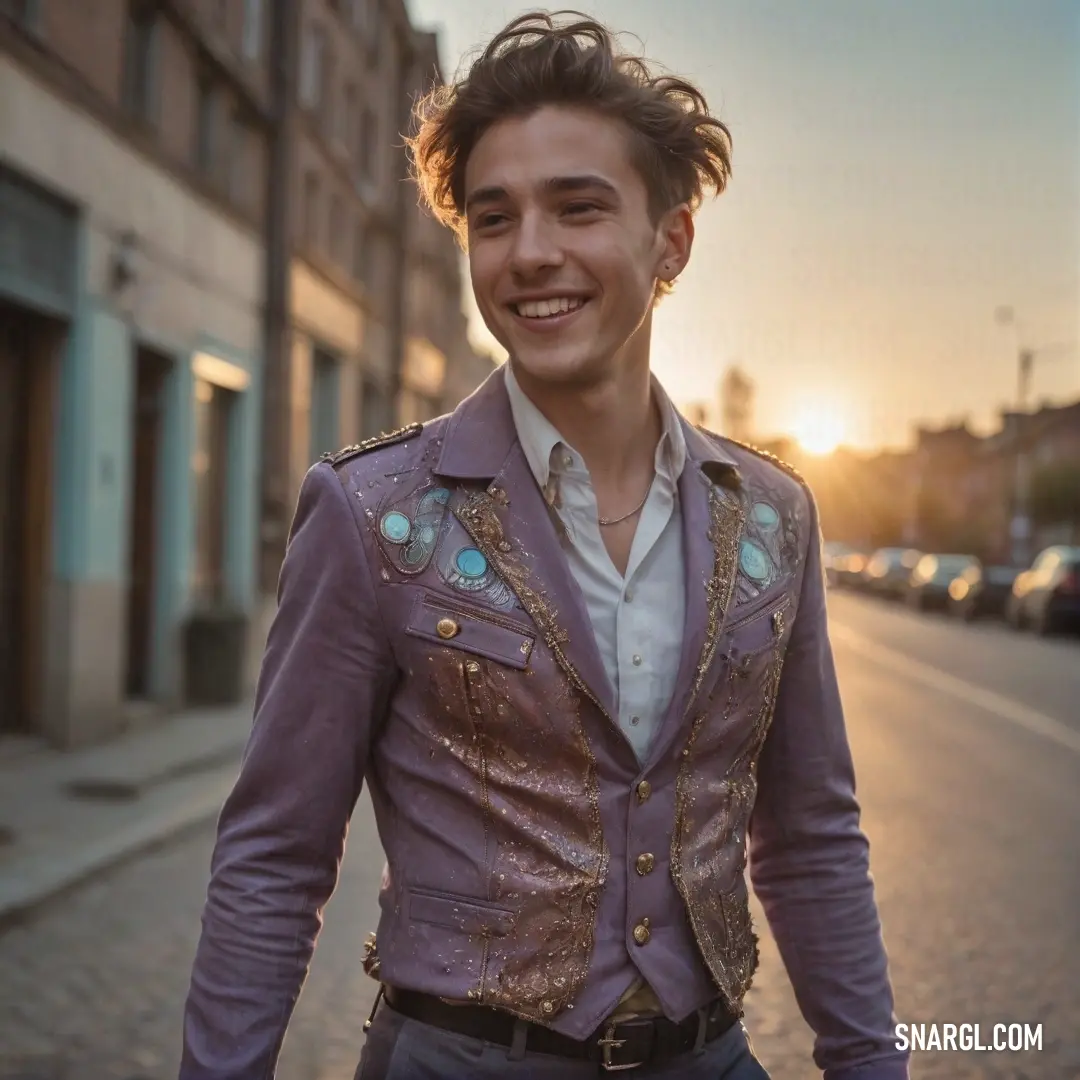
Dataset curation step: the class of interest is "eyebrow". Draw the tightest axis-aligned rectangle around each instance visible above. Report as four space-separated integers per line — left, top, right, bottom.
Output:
464 174 621 213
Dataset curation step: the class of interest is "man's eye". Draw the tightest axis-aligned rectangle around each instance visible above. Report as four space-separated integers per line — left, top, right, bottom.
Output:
475 213 508 229
564 202 601 216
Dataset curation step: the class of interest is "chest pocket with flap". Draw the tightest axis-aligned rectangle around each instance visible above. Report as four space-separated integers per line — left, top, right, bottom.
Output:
404 591 537 671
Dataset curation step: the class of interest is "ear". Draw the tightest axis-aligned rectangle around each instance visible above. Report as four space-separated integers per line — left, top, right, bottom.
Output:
655 204 694 283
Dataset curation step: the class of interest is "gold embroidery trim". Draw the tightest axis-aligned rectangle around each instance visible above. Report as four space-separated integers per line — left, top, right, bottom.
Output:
452 487 609 1020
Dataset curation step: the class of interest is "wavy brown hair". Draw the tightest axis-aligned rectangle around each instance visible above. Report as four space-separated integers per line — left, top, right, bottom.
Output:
407 10 733 290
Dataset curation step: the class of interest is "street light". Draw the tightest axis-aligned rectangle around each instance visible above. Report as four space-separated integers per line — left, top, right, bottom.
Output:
994 306 1078 567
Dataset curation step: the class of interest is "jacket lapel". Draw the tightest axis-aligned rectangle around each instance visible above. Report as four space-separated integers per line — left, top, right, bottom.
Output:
646 424 746 766
436 368 619 723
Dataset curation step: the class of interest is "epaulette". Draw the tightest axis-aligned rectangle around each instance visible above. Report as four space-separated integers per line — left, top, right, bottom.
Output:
716 434 808 487
320 422 423 467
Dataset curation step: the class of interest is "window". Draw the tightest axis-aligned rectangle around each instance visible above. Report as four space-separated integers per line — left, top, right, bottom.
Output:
309 349 340 463
339 84 356 150
123 2 160 123
241 0 263 60
328 194 345 264
361 375 390 439
228 112 254 208
366 0 380 64
195 75 221 178
192 379 236 605
299 23 325 109
358 106 377 182
352 219 369 283
302 170 320 248
320 51 336 138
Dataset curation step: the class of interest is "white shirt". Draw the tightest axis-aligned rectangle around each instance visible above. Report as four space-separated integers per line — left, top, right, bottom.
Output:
504 363 688 763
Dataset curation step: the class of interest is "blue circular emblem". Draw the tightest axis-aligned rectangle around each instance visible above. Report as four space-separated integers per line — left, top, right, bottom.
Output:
751 502 780 531
379 511 412 543
739 539 771 582
456 548 488 578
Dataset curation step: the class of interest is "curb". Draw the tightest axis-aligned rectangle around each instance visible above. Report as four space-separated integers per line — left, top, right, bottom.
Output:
0 768 237 930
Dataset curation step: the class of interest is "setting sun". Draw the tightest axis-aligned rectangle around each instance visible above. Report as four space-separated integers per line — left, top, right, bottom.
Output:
791 403 849 456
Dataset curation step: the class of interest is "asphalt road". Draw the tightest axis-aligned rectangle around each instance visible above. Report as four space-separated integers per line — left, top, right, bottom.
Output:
1 591 1077 1080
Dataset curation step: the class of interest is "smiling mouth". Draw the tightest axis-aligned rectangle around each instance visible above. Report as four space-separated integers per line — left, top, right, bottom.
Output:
511 296 589 320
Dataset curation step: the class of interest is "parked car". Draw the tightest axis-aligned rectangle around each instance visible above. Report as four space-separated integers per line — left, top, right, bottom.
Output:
947 564 1019 621
906 553 980 611
823 541 861 587
862 547 922 599
834 550 870 589
1006 545 1080 635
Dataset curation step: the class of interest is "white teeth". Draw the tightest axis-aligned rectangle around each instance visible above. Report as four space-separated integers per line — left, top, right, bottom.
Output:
515 297 585 318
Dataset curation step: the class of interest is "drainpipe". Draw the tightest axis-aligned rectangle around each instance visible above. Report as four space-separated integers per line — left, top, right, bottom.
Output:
385 25 416 428
259 0 300 593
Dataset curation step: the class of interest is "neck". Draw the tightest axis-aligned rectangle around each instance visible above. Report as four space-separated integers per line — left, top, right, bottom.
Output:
510 349 661 489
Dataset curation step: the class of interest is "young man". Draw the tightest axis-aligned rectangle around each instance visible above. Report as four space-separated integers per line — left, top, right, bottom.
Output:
180 12 908 1080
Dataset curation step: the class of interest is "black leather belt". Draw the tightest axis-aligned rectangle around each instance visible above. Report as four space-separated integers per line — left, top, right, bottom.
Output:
382 985 738 1071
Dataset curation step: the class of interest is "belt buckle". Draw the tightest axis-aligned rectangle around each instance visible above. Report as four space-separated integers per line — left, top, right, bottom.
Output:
598 1019 646 1072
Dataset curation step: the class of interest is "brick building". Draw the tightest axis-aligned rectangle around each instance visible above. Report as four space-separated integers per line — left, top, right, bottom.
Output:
0 0 489 749
400 31 495 421
971 400 1080 562
255 0 492 624
1 1 271 746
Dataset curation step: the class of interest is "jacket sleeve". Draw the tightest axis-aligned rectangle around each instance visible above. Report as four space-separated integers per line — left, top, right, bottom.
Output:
179 462 397 1079
748 490 909 1080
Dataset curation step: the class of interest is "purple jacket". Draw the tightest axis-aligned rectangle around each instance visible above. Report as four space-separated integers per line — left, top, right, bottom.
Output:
180 368 909 1079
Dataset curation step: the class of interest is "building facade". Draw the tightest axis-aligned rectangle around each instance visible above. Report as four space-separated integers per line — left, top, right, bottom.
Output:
255 2 492 607
400 32 495 422
1 1 269 746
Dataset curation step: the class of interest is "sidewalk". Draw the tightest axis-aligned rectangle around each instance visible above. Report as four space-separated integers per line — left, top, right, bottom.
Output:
0 701 254 926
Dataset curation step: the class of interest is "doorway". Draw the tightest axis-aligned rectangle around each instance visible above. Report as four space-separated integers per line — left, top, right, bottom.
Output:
125 346 172 700
0 300 59 735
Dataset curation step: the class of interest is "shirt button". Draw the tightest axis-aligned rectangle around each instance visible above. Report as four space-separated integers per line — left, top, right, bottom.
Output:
632 918 652 945
632 654 642 666
624 588 634 602
635 853 655 875
630 715 640 726
562 453 573 468
636 780 651 802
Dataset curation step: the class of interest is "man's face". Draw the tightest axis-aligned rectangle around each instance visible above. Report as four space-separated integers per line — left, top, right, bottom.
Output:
463 106 692 387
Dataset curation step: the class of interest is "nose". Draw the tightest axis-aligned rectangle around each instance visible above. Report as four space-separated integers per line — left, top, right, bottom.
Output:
508 209 564 278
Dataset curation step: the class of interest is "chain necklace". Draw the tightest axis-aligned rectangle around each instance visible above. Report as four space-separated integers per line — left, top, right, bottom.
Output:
598 484 652 527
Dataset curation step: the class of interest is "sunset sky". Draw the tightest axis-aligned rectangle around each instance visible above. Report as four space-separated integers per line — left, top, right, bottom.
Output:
408 0 1080 451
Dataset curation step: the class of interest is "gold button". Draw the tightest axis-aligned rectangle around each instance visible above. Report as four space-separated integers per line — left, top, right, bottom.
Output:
636 780 651 803
635 853 655 876
541 999 555 1015
436 617 460 639
632 918 651 945
465 661 481 675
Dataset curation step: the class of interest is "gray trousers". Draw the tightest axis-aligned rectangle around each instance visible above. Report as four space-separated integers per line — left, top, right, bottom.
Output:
354 1002 772 1080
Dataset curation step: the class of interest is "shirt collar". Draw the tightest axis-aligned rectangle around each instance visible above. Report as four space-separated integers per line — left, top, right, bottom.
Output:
503 362 688 491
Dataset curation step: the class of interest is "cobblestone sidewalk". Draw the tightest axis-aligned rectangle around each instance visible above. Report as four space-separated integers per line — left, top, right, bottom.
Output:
0 702 253 926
